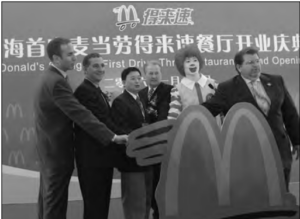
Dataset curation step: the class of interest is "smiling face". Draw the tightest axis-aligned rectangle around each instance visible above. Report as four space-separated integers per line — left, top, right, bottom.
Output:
183 56 200 77
84 57 106 84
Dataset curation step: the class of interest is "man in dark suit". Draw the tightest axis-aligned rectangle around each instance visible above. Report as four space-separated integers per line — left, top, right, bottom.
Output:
74 53 124 219
202 47 299 191
34 38 128 219
139 60 173 219
111 67 153 219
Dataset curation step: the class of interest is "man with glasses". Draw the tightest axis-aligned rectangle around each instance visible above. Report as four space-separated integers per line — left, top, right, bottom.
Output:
202 47 299 191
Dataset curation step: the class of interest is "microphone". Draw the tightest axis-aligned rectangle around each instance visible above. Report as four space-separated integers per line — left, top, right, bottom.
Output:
206 83 216 101
208 83 216 91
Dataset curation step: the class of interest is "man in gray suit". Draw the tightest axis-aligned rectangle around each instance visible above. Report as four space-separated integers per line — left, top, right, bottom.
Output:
34 37 128 219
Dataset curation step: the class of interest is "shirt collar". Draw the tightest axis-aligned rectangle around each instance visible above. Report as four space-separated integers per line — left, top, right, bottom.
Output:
85 78 100 88
181 74 208 90
241 75 261 85
50 63 68 79
126 89 138 100
148 85 158 93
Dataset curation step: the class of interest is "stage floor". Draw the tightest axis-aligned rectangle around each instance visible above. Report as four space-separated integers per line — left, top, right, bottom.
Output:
2 182 299 219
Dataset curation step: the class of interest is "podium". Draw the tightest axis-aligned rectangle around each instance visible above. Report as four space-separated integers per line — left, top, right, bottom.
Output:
127 103 299 219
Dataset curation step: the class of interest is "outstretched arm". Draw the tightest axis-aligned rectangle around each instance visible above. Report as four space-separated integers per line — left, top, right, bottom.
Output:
168 87 183 120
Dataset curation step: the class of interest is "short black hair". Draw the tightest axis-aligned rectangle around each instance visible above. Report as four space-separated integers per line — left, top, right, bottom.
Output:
47 37 71 61
82 53 101 70
121 67 141 81
234 47 260 74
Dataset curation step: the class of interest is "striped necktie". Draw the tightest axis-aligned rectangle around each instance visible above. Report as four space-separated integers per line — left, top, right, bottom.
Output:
136 95 145 120
194 82 204 104
250 81 271 115
148 87 155 100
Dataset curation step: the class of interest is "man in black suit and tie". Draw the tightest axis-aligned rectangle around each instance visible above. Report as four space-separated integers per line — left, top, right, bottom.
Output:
74 53 124 219
202 47 299 191
139 60 173 219
34 38 128 219
111 67 153 219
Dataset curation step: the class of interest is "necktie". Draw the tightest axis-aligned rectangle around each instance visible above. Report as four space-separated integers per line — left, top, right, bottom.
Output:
250 81 271 115
194 82 204 104
98 87 109 108
148 87 155 100
136 95 145 120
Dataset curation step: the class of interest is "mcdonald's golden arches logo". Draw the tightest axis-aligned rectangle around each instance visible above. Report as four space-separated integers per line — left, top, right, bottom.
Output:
2 128 9 143
113 5 140 31
20 127 36 143
6 103 23 118
8 150 25 166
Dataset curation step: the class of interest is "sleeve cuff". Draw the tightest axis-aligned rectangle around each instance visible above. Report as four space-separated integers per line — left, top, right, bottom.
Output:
111 134 117 142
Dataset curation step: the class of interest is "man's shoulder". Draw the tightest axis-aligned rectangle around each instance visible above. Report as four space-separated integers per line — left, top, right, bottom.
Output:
139 86 148 96
74 80 91 94
160 82 173 89
219 75 238 87
158 82 173 92
112 92 130 109
113 91 127 102
260 72 282 81
140 86 148 92
44 67 66 82
37 67 62 88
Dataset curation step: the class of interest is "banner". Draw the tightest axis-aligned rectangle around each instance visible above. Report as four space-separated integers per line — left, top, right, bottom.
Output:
2 2 299 204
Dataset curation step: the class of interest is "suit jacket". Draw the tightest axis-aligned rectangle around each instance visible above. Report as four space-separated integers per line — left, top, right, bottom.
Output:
33 66 114 168
74 79 124 168
111 89 149 172
202 73 299 168
139 82 173 123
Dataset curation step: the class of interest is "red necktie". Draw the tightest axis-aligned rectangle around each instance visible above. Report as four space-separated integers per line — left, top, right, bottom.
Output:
194 82 204 104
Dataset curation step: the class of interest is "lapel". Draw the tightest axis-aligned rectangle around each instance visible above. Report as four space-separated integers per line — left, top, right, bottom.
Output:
100 90 110 109
148 82 163 102
259 74 274 110
151 83 162 100
140 86 149 102
124 90 146 122
84 79 110 109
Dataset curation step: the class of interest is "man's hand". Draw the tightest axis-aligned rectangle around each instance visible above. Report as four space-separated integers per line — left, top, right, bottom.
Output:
113 135 128 144
127 120 175 166
292 145 300 160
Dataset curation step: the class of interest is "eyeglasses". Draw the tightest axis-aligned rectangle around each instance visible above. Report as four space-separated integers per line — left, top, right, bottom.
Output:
244 59 260 65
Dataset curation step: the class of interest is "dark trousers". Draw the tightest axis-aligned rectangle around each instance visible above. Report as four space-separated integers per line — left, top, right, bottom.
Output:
151 164 161 219
38 166 74 219
284 167 291 192
77 167 114 219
